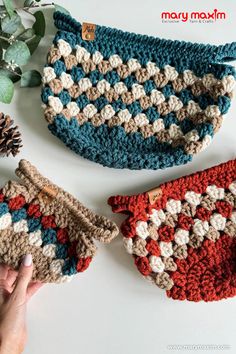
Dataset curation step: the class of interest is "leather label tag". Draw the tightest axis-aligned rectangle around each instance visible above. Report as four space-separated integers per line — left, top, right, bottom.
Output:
82 22 96 41
147 187 162 205
38 185 58 205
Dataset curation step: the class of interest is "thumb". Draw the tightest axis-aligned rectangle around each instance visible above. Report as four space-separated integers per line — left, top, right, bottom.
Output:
13 254 33 299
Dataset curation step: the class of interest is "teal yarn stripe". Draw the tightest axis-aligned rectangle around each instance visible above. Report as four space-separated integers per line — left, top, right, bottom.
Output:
48 116 192 170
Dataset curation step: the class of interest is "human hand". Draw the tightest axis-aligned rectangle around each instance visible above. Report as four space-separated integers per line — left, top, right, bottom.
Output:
0 255 42 354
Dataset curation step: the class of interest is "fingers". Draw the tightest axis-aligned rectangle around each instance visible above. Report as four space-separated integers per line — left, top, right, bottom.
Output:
0 266 15 304
12 254 33 300
27 282 43 301
0 280 12 298
0 264 10 280
7 269 18 288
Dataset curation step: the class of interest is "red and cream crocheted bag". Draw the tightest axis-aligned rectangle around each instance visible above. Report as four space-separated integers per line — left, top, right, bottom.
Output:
108 160 236 302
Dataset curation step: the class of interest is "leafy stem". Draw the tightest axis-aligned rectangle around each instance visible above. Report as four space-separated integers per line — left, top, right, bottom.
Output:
0 64 22 77
16 2 55 17
0 35 10 41
0 0 70 103
20 2 55 11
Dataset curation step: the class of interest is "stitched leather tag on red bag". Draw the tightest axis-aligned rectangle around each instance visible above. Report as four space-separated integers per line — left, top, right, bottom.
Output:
147 187 162 205
82 23 96 41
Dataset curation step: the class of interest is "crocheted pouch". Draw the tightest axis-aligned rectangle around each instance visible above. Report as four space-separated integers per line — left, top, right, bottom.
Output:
42 12 236 170
0 160 118 283
108 160 236 301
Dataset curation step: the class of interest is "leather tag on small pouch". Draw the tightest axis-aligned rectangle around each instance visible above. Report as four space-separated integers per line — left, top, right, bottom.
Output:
38 185 58 205
147 187 162 205
82 22 96 41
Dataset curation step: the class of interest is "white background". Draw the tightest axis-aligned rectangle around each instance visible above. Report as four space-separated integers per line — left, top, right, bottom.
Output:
0 0 236 353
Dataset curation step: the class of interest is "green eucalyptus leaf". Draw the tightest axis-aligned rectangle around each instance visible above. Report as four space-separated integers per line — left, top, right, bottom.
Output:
26 34 41 54
0 75 14 103
0 60 22 83
13 23 25 37
21 69 42 87
54 4 70 15
24 0 34 7
33 11 45 37
3 0 14 18
1 14 22 34
17 28 35 41
0 69 21 83
0 5 7 14
5 40 31 65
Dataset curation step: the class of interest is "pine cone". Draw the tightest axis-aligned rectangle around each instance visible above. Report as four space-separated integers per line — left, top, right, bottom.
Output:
0 112 22 157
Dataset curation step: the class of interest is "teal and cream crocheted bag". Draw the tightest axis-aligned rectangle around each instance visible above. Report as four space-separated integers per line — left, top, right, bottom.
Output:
42 12 236 170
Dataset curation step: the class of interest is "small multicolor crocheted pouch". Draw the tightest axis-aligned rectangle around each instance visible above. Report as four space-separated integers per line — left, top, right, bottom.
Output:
0 160 118 283
108 160 236 301
42 12 236 170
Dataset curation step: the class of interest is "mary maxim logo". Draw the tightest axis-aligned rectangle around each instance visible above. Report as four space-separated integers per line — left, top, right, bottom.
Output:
161 9 227 23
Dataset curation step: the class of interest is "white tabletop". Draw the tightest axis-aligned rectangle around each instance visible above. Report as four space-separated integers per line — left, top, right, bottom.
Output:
0 0 235 353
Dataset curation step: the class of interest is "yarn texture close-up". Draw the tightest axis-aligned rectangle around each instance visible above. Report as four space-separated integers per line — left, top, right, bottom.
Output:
108 160 236 301
0 160 118 283
41 12 236 170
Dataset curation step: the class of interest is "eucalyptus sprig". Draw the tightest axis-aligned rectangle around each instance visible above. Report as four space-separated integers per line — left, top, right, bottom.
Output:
0 0 70 103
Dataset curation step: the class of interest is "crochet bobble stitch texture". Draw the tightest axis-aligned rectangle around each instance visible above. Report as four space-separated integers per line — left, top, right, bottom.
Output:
0 160 119 283
108 160 236 302
41 12 236 170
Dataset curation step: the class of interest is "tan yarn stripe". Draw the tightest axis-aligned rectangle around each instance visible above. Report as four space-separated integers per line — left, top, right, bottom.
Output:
86 87 224 128
132 238 148 257
206 227 220 242
155 272 174 290
47 46 232 98
225 192 236 208
163 257 177 271
224 221 236 237
86 86 179 115
76 234 97 258
47 67 229 119
47 47 61 64
173 244 188 259
94 59 232 97
0 229 59 283
188 233 204 248
145 272 174 291
47 78 224 135
46 69 225 131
